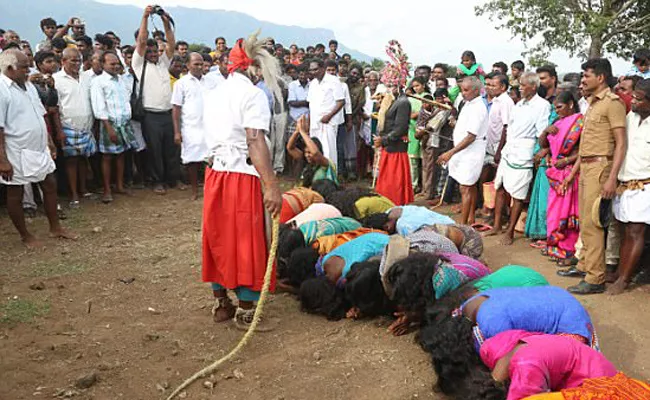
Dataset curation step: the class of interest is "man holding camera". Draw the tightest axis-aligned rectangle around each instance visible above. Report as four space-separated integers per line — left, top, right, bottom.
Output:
133 4 179 195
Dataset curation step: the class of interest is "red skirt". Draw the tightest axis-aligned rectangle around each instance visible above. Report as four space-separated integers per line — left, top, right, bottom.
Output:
375 151 414 206
202 169 275 292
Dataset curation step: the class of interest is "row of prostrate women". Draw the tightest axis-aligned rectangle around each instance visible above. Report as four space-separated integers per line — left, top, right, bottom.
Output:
276 174 650 399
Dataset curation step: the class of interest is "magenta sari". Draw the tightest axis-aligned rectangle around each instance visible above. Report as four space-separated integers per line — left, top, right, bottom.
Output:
545 114 583 259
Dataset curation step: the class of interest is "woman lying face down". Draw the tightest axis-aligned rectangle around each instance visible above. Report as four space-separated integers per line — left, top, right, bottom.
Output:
384 252 489 336
418 286 597 397
298 260 394 320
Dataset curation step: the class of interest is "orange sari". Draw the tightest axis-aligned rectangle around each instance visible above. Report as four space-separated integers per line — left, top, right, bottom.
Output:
524 373 650 400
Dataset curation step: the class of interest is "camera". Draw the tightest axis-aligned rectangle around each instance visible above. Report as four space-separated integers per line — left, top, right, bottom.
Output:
152 5 166 16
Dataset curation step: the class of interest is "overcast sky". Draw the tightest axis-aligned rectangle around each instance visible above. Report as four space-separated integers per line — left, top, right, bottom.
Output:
100 0 629 74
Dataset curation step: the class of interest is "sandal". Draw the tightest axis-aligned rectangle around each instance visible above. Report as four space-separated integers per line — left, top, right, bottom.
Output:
471 223 493 232
234 307 275 332
529 240 546 249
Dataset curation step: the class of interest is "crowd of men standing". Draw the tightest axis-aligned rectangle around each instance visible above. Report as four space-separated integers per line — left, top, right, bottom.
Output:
1 8 650 298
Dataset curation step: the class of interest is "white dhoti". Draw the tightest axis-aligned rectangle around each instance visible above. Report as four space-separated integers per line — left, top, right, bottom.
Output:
180 123 208 164
0 146 56 186
448 140 486 186
494 139 536 200
614 183 650 224
310 122 338 167
494 160 533 200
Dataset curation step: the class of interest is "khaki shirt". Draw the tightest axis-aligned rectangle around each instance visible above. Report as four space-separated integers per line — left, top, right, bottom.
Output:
579 88 627 157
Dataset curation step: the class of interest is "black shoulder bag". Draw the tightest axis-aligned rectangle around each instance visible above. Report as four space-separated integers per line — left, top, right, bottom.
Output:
130 59 147 122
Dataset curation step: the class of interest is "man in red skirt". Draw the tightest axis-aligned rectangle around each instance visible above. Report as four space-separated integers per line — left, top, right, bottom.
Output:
201 33 282 331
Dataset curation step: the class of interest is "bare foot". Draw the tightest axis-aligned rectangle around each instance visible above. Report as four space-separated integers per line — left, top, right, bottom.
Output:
191 192 199 201
22 234 44 249
606 279 629 296
482 228 501 237
605 271 618 284
498 234 514 246
50 228 79 240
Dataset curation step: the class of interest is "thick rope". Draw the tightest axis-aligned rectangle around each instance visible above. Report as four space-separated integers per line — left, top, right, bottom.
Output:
165 217 280 400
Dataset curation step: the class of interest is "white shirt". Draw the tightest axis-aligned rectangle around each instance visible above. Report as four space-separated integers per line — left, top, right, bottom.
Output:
332 78 352 126
132 51 172 112
486 91 514 155
453 95 488 145
83 69 101 80
448 95 488 186
579 97 590 115
619 112 650 181
0 75 55 185
503 94 550 166
204 70 226 90
53 69 94 132
307 73 345 129
202 73 271 177
171 74 209 130
287 79 310 121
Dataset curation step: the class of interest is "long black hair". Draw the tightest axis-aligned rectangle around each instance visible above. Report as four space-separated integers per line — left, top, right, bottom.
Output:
299 277 348 320
286 247 320 287
418 315 479 396
311 179 339 200
327 188 378 218
362 213 389 230
344 261 394 318
278 225 306 274
385 253 441 312
301 137 325 187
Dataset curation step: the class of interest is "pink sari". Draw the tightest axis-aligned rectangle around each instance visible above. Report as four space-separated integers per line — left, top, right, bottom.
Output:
545 114 583 259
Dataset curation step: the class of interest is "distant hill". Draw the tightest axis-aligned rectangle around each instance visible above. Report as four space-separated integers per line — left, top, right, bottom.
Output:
0 0 374 61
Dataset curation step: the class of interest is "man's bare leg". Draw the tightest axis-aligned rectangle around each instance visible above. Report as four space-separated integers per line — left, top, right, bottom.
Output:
65 156 79 202
6 185 41 247
459 185 475 225
187 162 199 200
41 173 77 240
114 153 126 193
467 185 478 225
101 154 113 202
484 188 506 236
608 223 646 295
78 157 89 195
500 198 524 245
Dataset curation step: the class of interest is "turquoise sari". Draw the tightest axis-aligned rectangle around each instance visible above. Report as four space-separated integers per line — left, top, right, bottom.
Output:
524 105 558 240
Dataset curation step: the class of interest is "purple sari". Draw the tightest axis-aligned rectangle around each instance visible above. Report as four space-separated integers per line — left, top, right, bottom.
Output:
545 114 583 259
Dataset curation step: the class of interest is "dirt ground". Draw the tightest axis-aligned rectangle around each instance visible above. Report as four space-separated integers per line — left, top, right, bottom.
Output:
1 185 649 400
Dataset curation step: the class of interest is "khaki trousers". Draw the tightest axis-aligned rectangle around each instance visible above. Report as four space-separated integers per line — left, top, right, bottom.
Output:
577 159 612 285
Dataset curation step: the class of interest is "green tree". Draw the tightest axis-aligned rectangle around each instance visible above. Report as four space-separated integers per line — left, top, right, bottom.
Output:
370 58 385 71
475 0 650 60
188 43 210 53
528 56 558 69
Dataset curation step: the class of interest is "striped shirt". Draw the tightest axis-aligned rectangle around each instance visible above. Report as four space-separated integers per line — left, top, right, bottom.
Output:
90 72 131 126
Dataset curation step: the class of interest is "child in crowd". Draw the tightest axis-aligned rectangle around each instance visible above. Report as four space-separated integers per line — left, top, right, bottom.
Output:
626 48 650 79
510 60 525 89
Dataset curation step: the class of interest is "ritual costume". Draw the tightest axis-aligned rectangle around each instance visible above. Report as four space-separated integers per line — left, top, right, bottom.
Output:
201 35 284 323
375 40 414 206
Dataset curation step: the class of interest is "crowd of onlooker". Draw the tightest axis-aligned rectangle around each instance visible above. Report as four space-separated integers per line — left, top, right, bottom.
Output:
1 9 650 298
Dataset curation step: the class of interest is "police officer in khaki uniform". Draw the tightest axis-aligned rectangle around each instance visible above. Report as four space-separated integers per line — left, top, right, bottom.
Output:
560 58 627 294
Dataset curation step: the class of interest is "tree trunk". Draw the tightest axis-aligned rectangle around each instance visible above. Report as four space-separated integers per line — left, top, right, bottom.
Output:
588 34 603 58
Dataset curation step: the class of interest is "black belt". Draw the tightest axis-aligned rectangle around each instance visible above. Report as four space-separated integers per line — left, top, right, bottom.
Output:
146 109 172 115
